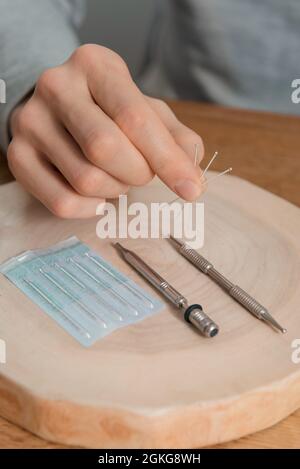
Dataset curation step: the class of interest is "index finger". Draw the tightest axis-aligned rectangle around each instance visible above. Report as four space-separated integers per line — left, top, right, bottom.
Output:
88 63 203 200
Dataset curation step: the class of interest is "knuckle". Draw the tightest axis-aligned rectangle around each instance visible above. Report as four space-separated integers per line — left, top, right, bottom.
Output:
84 130 118 165
7 141 23 172
147 96 176 120
153 97 170 112
14 103 37 135
104 49 128 73
36 67 66 98
72 44 128 73
71 44 99 64
115 105 146 132
50 195 78 219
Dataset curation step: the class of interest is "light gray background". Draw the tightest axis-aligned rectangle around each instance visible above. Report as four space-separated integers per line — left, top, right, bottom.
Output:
79 0 158 76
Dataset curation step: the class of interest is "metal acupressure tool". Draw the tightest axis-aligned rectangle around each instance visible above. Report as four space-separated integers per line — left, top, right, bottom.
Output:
114 243 219 338
169 236 287 334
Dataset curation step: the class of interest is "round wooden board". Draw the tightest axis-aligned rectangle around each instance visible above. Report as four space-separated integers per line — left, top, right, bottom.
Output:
0 174 300 449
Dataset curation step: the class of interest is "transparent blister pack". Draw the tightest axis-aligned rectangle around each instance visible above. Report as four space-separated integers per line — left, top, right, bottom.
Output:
0 237 163 346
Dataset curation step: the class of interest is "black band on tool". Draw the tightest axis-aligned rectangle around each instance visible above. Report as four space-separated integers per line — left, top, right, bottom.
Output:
184 304 203 323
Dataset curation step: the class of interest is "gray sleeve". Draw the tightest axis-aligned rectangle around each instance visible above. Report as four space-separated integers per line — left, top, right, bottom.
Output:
0 0 85 154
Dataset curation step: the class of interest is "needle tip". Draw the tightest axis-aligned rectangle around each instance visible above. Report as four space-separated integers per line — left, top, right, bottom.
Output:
114 242 123 252
262 312 287 334
114 243 131 257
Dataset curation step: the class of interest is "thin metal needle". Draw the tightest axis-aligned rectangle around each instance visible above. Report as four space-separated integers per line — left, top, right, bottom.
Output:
54 262 86 288
23 278 91 339
167 150 229 207
201 151 219 179
204 167 232 185
69 258 139 316
54 262 123 321
39 269 107 328
194 143 201 167
84 252 154 309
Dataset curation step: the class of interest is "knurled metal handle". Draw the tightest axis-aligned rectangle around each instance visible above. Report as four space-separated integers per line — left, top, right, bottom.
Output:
180 245 212 273
229 285 266 319
179 245 234 290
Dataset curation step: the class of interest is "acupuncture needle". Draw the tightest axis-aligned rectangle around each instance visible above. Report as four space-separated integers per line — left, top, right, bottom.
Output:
163 147 232 217
68 258 139 316
54 263 84 288
53 262 123 321
203 167 232 185
84 252 154 309
23 278 91 339
159 147 230 240
194 142 201 167
200 151 232 186
39 269 107 328
201 151 218 178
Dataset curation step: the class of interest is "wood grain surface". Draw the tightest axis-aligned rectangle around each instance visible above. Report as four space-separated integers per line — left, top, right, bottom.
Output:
0 101 300 448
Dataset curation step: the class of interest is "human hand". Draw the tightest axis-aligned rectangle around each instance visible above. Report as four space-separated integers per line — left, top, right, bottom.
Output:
8 44 204 218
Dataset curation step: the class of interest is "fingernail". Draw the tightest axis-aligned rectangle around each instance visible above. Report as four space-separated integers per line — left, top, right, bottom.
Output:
174 179 202 200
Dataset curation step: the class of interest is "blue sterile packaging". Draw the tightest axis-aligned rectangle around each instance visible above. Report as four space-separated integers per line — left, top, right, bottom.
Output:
0 237 163 346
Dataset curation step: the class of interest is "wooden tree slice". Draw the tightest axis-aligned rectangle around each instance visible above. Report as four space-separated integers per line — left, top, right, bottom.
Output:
0 174 300 448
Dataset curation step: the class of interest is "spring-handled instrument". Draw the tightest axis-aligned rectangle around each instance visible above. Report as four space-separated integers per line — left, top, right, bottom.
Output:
170 236 287 334
115 243 219 338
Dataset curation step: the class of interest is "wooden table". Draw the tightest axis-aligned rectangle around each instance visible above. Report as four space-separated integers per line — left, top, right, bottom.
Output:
0 101 300 449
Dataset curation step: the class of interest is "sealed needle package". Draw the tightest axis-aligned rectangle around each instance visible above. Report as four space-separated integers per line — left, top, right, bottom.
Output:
0 237 163 346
